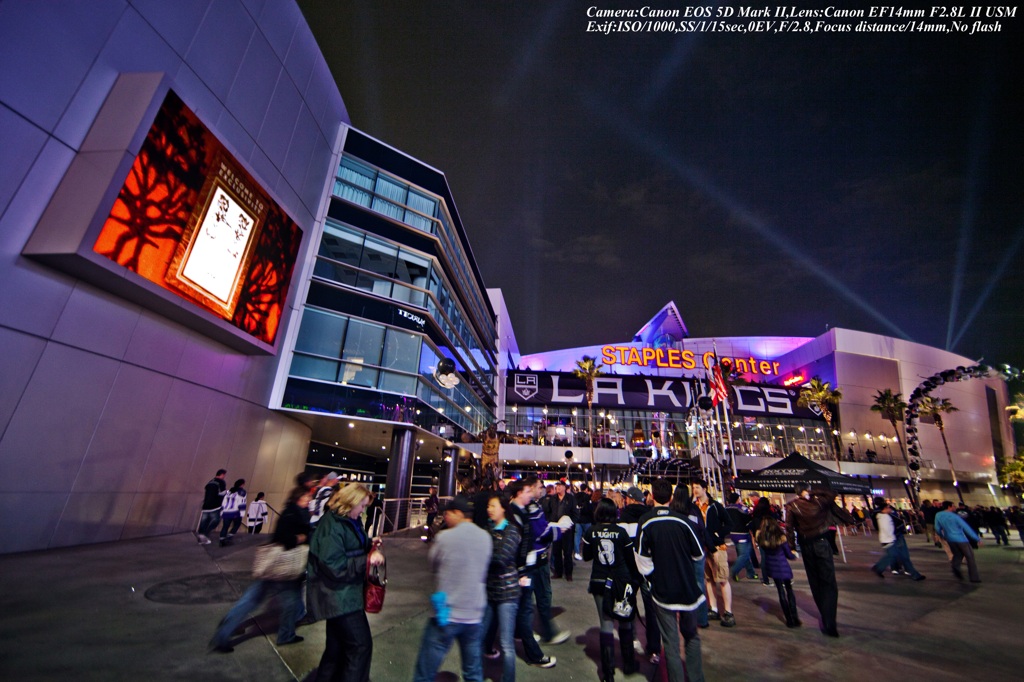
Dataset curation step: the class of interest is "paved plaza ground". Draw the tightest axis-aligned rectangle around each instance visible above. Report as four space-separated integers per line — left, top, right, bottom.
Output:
2 525 1022 681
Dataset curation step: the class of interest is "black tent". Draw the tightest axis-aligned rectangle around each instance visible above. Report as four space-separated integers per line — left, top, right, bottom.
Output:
733 452 871 496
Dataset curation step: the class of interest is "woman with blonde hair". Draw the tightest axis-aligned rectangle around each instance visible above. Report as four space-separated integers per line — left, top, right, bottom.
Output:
307 483 385 681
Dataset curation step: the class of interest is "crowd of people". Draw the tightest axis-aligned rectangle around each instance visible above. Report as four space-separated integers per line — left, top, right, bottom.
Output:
194 467 1017 682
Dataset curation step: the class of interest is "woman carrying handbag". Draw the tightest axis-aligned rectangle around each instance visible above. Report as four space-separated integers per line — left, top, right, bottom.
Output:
307 483 385 682
209 485 312 652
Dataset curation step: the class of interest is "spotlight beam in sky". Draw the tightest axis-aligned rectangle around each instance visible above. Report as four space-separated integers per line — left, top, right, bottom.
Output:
946 62 996 350
949 220 1024 352
584 93 913 341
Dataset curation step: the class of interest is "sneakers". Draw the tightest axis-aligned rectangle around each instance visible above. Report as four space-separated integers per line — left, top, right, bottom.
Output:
196 534 211 545
277 635 304 646
574 553 583 561
720 612 736 628
648 653 661 665
707 610 720 621
546 630 571 645
529 656 557 668
484 649 501 660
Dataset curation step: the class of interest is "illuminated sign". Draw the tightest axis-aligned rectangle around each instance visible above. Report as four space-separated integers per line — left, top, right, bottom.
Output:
783 374 805 387
92 91 302 344
506 372 824 420
600 345 781 376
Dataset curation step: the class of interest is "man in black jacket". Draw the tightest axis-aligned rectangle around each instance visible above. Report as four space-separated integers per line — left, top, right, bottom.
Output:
690 480 735 627
549 481 578 580
197 469 227 545
635 478 706 682
619 486 661 663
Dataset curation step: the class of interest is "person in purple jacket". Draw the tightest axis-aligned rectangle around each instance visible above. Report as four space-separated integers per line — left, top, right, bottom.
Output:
756 516 801 628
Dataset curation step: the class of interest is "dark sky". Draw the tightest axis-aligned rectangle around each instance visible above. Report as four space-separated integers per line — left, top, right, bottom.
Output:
298 1 1024 371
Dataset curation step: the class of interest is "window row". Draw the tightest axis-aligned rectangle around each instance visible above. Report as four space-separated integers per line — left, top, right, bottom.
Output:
334 155 494 343
315 221 496 395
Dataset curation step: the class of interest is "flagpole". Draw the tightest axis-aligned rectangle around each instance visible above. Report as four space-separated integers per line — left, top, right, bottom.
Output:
712 341 738 479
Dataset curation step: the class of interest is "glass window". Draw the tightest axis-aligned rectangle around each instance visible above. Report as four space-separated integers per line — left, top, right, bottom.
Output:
382 329 421 374
290 355 339 382
342 319 384 366
295 309 347 358
339 360 378 388
380 371 417 395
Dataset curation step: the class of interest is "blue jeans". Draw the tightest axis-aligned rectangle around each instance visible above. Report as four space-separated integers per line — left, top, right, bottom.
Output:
515 568 547 663
211 579 302 646
198 509 220 536
730 537 756 579
532 560 556 641
413 619 483 682
873 536 922 578
574 523 591 555
483 600 518 682
693 557 709 626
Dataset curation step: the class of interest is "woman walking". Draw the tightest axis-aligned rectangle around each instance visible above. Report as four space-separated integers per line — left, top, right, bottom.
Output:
246 492 269 534
209 485 311 651
482 491 522 682
219 479 247 546
582 498 640 681
307 483 385 682
756 516 801 628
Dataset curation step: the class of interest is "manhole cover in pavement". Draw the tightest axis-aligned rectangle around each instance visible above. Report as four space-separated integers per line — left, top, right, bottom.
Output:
145 571 253 605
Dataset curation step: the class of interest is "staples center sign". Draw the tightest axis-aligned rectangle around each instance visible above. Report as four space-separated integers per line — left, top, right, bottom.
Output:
600 346 781 377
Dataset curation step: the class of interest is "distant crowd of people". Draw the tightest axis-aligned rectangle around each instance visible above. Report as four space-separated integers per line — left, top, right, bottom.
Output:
193 467 1019 682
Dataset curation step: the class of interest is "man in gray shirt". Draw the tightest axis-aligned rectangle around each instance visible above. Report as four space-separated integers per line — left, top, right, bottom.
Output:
413 494 493 682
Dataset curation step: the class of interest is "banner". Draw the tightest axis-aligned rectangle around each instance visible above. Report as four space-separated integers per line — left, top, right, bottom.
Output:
506 371 825 421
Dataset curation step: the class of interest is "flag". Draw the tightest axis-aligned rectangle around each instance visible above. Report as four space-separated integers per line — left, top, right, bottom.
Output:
712 363 728 405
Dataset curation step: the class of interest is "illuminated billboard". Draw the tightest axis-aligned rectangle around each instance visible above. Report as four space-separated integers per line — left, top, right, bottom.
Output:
91 91 301 345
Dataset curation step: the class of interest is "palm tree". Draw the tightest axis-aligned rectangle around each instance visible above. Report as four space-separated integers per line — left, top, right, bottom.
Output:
1006 393 1024 422
797 377 844 472
918 396 963 504
573 355 604 489
870 389 918 509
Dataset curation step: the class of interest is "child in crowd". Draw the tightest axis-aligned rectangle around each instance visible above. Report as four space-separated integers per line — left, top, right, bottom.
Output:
756 516 801 628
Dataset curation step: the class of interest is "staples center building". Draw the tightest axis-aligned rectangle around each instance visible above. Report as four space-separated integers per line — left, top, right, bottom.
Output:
489 301 1015 507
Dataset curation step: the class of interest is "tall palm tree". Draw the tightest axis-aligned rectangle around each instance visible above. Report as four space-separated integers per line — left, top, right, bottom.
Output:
797 377 844 472
573 355 604 489
870 388 918 508
1006 393 1024 422
918 396 963 504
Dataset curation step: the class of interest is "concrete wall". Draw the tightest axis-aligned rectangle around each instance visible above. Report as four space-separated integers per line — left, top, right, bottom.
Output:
0 0 347 553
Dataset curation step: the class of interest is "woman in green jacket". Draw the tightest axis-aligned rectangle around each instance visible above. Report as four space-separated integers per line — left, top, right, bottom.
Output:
307 483 385 682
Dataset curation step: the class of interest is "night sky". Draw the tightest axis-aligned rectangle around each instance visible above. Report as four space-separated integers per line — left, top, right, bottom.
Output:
298 1 1024 373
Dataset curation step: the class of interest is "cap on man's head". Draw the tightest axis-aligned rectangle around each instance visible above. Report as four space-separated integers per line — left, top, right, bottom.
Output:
445 494 473 515
325 472 339 482
625 487 645 503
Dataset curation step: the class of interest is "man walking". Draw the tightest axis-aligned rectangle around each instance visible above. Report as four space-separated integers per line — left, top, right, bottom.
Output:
196 469 227 545
726 492 757 582
785 483 855 637
507 480 558 668
870 498 925 581
413 495 492 682
635 478 706 682
691 480 735 627
934 500 982 582
549 481 577 581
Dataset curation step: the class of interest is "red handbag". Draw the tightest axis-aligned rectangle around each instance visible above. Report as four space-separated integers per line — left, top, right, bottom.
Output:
364 560 387 614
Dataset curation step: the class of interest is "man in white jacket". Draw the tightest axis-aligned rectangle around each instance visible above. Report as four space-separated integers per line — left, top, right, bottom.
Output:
870 499 925 581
